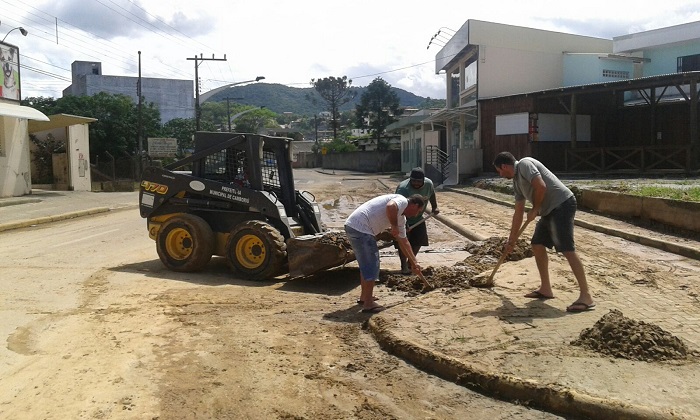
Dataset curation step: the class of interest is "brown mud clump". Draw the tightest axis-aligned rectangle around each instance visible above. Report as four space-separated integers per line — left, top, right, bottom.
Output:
381 266 476 296
461 236 532 270
315 231 352 250
571 309 693 362
379 236 533 295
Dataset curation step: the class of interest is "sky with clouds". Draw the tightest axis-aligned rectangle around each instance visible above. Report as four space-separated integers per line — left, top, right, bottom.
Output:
4 0 700 102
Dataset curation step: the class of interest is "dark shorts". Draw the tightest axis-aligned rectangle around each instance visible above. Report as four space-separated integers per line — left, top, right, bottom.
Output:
393 221 429 251
531 196 577 252
344 225 380 281
407 221 429 247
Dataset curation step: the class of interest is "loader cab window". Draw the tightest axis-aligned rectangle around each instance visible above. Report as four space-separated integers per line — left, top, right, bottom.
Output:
203 147 247 184
261 149 280 190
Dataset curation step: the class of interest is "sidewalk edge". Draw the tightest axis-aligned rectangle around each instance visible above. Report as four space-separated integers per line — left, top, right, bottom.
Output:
0 207 111 233
367 316 679 420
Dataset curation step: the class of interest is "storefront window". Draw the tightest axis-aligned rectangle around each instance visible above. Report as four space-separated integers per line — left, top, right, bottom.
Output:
464 60 477 91
450 69 460 108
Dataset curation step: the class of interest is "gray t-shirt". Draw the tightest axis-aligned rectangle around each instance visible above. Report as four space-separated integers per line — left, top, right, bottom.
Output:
513 158 573 216
345 194 408 238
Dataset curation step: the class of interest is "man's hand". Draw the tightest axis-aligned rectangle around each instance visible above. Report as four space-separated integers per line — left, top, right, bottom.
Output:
411 262 422 275
504 241 515 255
390 224 400 237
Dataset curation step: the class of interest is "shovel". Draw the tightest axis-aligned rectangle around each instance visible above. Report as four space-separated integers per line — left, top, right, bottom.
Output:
375 213 433 242
470 220 531 288
417 270 434 291
408 212 433 231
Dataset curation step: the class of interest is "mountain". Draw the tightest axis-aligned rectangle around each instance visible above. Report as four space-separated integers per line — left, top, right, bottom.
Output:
205 83 445 115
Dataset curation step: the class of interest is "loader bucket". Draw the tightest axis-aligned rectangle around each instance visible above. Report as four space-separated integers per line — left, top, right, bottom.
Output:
287 232 355 278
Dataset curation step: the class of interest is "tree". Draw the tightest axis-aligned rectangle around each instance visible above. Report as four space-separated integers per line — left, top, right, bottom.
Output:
232 106 278 134
21 97 57 116
161 118 197 156
24 93 163 161
355 77 402 150
308 76 356 141
200 101 230 131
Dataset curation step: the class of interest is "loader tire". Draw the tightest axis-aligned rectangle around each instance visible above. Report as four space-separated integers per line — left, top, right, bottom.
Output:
226 220 287 280
156 214 214 272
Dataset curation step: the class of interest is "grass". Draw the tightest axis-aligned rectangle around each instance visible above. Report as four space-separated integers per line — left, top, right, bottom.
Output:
463 175 700 202
632 186 700 202
597 183 700 202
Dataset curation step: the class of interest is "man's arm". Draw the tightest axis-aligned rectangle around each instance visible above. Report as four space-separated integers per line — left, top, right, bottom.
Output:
429 192 439 214
396 236 421 274
386 200 400 237
528 175 547 221
506 199 526 252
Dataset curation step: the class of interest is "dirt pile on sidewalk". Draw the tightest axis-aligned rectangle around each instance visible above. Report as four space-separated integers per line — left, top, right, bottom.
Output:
571 309 693 362
379 236 532 295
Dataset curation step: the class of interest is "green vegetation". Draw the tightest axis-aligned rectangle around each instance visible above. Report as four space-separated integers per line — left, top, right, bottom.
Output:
206 82 446 115
355 77 402 150
309 76 356 140
23 82 446 163
620 186 700 202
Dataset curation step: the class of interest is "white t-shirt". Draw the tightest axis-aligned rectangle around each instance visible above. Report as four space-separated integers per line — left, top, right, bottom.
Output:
345 194 408 238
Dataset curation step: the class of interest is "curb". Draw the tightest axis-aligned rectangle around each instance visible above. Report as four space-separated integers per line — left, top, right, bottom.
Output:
367 316 676 420
0 198 42 207
0 207 111 233
443 187 700 261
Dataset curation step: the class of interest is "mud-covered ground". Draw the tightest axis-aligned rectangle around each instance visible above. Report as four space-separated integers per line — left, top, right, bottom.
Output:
3 170 700 419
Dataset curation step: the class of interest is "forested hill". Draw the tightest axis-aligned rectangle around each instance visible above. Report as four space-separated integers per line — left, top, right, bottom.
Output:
205 83 445 115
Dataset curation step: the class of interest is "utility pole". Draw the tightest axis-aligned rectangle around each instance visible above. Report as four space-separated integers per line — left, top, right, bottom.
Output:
137 51 143 176
226 97 232 132
187 54 227 131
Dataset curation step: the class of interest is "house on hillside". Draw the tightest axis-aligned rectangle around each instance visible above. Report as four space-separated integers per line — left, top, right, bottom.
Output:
415 19 700 185
63 61 194 124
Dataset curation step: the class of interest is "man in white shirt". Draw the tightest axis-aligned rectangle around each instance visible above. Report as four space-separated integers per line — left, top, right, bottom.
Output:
344 194 426 313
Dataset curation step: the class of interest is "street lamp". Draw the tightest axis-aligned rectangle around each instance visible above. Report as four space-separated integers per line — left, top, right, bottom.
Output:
195 76 265 131
2 27 28 42
199 76 265 103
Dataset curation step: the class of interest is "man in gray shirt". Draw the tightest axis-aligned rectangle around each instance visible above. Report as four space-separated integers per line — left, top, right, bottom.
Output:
493 152 595 312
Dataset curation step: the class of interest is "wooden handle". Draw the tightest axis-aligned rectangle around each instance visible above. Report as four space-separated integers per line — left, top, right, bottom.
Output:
408 213 433 231
487 220 531 282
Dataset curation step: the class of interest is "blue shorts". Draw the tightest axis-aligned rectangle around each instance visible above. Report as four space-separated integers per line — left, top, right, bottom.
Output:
344 225 380 282
531 196 577 253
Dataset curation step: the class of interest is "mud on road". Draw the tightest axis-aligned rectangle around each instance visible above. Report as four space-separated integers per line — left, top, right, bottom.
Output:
3 170 700 419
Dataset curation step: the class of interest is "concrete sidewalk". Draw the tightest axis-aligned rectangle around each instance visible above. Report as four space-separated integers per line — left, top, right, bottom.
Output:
0 189 138 232
367 189 700 420
2 187 699 419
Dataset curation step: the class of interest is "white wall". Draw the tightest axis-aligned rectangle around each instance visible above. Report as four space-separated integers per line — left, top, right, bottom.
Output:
0 116 31 197
67 124 92 191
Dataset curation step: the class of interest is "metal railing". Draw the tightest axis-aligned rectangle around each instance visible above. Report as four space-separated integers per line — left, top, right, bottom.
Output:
425 145 450 183
565 145 693 173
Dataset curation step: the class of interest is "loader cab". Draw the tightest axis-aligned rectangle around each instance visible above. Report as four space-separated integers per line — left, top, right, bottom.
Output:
190 132 298 218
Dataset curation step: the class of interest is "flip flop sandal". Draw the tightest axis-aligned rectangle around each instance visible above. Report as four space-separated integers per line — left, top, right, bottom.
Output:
524 290 554 299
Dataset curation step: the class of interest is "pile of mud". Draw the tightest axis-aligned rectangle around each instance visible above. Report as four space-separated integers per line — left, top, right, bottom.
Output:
383 265 477 295
315 231 352 250
459 237 532 273
379 236 532 294
571 309 692 362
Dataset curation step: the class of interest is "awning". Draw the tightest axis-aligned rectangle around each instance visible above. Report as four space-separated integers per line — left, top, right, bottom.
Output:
28 114 98 133
0 102 49 121
423 104 477 123
385 115 428 132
